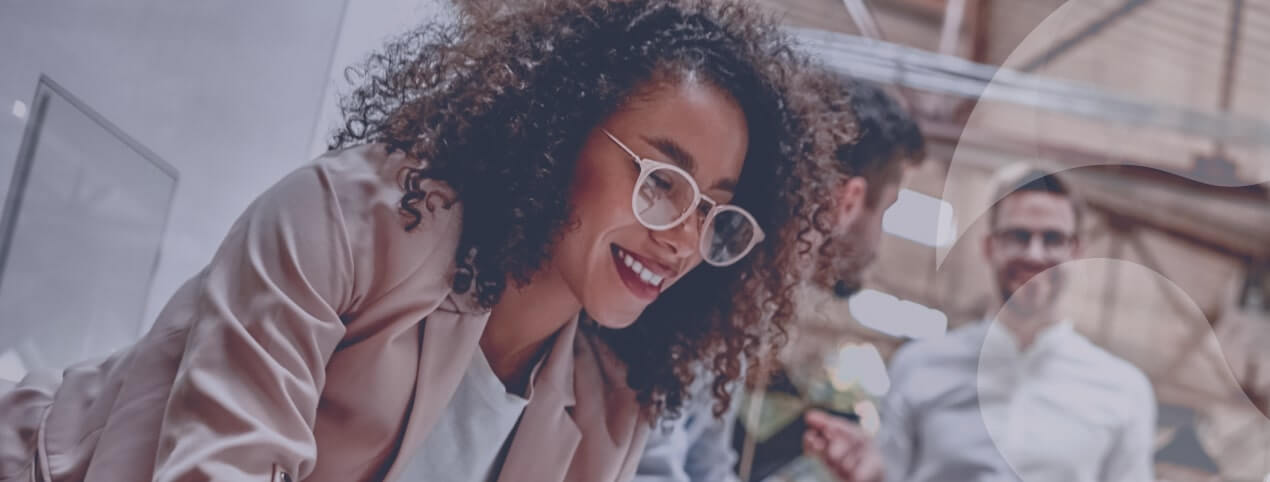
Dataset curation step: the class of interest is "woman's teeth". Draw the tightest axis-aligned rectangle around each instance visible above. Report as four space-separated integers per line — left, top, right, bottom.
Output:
620 250 665 287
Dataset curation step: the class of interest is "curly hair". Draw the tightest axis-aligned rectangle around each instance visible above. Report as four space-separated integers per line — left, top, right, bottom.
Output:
330 0 819 418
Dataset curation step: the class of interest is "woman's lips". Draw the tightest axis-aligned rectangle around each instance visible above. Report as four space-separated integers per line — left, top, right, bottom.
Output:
611 245 668 300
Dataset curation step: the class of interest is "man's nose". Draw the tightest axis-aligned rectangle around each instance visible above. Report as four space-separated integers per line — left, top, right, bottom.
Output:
1023 235 1047 261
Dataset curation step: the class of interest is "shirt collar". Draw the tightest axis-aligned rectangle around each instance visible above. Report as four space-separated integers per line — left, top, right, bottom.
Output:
981 319 1073 362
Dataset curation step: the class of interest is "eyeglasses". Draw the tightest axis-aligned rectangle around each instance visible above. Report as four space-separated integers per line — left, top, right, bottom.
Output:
601 129 765 267
991 228 1075 256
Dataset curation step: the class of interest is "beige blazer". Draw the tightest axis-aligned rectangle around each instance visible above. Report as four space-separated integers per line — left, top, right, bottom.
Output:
0 145 649 482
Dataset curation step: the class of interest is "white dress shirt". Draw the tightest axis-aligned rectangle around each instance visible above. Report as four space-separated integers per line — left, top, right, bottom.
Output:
877 320 1156 482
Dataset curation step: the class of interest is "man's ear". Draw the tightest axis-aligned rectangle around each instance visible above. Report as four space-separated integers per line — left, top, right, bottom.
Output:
834 176 870 231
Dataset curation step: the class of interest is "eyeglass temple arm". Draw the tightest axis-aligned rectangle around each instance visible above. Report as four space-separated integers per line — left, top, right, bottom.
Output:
600 129 641 160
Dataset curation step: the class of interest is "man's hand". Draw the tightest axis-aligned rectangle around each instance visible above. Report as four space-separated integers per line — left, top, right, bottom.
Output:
803 409 884 482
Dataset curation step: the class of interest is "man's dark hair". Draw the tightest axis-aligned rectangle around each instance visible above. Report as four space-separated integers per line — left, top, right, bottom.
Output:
837 79 926 192
988 167 1083 231
798 72 927 207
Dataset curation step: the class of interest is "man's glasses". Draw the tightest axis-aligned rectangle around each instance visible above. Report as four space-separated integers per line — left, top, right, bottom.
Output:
991 228 1075 256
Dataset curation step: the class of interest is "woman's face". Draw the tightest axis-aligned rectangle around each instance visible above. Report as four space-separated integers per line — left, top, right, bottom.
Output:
551 79 749 328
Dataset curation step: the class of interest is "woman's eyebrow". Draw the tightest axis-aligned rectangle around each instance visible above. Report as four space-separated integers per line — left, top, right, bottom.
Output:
641 135 697 173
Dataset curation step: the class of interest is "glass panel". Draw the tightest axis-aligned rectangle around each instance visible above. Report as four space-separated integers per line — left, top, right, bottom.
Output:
0 77 177 381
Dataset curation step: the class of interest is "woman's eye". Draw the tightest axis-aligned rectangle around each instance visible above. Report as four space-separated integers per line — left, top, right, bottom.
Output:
650 171 674 190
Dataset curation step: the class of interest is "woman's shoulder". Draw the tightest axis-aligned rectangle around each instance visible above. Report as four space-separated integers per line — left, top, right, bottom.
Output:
301 144 466 308
316 143 456 204
312 143 461 229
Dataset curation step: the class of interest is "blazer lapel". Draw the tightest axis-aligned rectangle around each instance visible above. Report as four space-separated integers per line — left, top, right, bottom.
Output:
383 292 490 481
497 318 583 482
562 324 648 482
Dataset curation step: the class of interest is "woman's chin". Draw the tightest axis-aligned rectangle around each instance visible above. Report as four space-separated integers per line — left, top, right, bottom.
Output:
587 307 643 329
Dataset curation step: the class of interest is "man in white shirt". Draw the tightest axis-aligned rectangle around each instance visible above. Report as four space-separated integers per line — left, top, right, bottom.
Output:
809 166 1157 482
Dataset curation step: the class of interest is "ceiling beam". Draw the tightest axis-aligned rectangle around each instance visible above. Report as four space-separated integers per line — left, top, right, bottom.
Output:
841 0 885 40
1068 168 1270 259
1215 0 1245 156
970 0 992 63
919 121 1270 259
879 0 948 20
1095 235 1128 345
938 0 969 57
1018 0 1152 72
793 27 1270 146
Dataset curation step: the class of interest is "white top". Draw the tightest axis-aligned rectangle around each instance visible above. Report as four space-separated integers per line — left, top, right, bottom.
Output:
400 347 540 482
877 320 1156 482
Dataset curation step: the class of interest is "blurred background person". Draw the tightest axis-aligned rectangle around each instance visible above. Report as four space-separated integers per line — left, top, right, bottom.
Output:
812 166 1156 482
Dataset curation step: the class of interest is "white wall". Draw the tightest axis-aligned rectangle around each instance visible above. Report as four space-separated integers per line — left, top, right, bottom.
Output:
0 0 350 358
308 0 457 158
0 0 459 375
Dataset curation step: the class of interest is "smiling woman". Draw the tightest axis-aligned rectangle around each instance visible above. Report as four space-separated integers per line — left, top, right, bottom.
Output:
0 0 821 481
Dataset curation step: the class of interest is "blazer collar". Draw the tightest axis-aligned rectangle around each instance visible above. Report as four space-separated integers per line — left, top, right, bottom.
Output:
496 315 583 481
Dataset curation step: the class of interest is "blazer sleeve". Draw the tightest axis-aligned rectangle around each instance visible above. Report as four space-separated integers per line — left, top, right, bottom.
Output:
150 155 411 481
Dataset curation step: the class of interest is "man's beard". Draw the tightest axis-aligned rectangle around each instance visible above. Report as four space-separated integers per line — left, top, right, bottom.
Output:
811 229 875 299
998 264 1064 319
